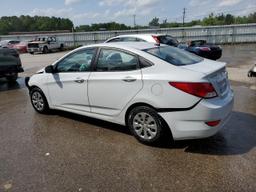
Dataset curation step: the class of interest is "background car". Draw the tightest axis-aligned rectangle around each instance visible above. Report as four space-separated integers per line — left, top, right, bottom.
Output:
0 48 24 82
26 42 233 145
184 40 222 60
27 36 64 54
0 40 21 49
105 34 222 60
248 64 256 77
105 34 179 47
13 41 28 53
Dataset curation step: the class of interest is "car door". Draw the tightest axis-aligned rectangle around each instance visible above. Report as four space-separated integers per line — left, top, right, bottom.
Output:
88 48 143 116
47 48 96 112
47 37 55 49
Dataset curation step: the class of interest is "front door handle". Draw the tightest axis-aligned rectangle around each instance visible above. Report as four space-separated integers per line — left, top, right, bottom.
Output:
74 79 85 83
122 77 137 82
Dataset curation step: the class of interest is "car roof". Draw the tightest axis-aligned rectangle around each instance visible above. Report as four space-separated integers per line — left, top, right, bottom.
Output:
82 42 166 51
112 34 166 38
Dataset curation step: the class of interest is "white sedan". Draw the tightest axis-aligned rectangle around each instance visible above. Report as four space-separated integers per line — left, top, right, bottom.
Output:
26 42 234 145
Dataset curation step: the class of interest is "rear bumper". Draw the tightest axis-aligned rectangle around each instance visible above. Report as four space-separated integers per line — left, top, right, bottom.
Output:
159 90 234 140
197 50 222 60
27 47 43 53
0 66 24 76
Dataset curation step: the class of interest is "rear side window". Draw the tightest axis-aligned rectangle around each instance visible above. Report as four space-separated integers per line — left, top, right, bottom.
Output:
96 49 138 71
144 46 203 66
107 38 122 43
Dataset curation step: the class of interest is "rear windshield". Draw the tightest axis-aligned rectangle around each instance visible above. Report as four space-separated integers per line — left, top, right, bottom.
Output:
144 46 203 66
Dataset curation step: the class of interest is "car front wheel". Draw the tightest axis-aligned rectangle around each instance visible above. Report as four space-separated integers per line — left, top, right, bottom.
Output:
128 106 166 145
30 87 49 114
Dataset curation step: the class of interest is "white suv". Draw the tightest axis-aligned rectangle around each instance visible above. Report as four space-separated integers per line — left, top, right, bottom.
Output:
26 42 234 145
105 34 179 47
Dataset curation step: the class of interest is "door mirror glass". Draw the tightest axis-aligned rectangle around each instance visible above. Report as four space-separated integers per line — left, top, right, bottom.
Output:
45 65 54 73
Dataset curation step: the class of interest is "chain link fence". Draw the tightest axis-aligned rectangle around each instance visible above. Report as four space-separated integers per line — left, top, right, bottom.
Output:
0 23 255 47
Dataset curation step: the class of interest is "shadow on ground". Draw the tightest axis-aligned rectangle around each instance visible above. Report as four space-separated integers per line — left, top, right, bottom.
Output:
0 77 25 92
50 110 256 156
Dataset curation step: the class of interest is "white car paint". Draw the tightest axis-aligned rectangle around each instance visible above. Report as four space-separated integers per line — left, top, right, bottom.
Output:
28 42 234 140
105 34 160 43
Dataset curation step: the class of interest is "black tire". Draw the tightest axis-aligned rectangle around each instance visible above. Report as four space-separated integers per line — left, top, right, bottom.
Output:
30 87 49 114
6 73 18 82
128 106 167 145
29 52 34 55
43 46 49 54
59 44 64 51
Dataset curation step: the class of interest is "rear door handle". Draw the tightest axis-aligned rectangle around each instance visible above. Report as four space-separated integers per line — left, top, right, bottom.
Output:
74 78 85 83
122 77 137 82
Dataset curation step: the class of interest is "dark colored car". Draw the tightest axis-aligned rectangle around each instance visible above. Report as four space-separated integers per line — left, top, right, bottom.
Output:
0 48 24 82
106 35 222 60
184 40 222 60
248 64 256 77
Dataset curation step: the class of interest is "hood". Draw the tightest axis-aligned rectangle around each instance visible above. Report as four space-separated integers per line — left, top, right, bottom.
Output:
29 41 47 44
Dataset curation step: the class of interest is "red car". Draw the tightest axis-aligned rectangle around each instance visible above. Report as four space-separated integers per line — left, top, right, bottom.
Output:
0 40 27 53
13 41 28 53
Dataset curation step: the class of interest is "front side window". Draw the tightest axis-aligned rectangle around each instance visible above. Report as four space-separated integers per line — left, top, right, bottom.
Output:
144 46 203 66
96 49 138 71
56 48 96 73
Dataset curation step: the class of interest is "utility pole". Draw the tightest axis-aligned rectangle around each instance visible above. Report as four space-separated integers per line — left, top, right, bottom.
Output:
133 14 136 28
182 8 186 27
182 8 186 41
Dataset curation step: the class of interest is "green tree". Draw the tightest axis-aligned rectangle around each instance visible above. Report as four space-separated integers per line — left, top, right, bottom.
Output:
149 17 160 26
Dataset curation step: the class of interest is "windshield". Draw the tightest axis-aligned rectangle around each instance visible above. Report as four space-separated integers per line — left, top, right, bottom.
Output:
144 46 203 66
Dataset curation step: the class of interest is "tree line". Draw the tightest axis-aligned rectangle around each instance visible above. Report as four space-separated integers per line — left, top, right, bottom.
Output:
158 12 256 28
0 15 73 35
0 12 255 35
76 12 256 31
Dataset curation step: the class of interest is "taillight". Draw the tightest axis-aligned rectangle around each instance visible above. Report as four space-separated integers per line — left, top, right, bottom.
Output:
152 35 160 44
169 82 217 98
205 120 221 127
198 47 211 51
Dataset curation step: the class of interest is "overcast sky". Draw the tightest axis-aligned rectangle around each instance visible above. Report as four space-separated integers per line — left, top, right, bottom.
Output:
1 0 256 26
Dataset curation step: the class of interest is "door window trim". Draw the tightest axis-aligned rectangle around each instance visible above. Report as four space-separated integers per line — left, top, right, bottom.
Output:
53 47 98 73
92 47 142 72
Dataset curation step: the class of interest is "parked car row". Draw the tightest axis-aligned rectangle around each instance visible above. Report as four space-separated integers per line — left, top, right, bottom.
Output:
0 36 64 54
105 34 223 60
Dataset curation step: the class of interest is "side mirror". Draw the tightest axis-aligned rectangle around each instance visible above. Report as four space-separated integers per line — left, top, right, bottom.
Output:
47 41 51 44
45 65 55 73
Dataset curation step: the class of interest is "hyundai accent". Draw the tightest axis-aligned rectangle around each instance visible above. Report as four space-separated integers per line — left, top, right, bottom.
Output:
26 42 234 145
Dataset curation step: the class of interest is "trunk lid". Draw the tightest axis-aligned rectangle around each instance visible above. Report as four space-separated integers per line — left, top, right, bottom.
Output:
181 59 230 97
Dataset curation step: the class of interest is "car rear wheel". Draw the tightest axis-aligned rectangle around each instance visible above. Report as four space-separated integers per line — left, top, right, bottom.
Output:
30 87 49 114
43 46 49 54
128 106 166 145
